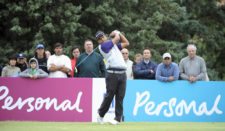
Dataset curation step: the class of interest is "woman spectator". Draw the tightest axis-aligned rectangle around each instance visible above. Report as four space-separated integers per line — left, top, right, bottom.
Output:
34 43 48 73
70 46 80 77
1 55 21 77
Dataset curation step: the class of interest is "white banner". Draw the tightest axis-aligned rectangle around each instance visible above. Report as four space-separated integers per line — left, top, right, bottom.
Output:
92 78 115 122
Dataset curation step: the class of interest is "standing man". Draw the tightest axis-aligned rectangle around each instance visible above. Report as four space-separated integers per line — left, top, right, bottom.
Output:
47 42 72 78
179 44 207 82
96 30 129 125
133 48 157 79
156 52 179 82
121 48 133 79
76 39 105 77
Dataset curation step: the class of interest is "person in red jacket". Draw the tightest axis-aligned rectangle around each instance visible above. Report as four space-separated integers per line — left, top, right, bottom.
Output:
70 46 80 77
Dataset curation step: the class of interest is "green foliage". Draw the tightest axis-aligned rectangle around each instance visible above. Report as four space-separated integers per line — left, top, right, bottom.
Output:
0 0 81 57
0 0 224 80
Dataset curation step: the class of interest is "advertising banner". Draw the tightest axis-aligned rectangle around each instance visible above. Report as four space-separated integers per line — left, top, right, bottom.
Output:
124 80 225 122
1 78 225 122
0 78 92 122
92 78 115 122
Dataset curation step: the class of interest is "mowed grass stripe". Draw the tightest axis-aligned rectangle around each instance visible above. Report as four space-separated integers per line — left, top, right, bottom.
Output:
0 122 225 131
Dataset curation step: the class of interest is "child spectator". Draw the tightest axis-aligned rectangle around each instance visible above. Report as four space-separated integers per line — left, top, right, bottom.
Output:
20 58 48 79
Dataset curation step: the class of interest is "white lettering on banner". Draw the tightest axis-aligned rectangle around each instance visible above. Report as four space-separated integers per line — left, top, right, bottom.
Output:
0 86 83 113
133 91 223 117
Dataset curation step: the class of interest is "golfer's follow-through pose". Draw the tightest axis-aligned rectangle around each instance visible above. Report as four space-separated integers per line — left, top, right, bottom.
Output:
96 30 129 125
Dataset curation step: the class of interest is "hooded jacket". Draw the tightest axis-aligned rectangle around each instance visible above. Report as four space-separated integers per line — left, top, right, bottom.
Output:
19 58 48 78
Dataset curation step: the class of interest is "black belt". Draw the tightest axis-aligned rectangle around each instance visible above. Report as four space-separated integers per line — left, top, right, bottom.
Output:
107 68 126 71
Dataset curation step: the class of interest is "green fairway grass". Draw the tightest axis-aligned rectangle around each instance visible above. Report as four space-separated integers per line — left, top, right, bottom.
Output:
0 121 225 131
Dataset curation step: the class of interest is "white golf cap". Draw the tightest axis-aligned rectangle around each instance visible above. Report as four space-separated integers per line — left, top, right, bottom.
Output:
163 53 171 59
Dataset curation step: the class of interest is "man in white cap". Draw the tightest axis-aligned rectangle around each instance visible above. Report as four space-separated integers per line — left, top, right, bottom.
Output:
155 52 179 82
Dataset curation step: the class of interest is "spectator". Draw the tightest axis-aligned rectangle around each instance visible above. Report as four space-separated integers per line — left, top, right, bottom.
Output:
133 48 157 79
76 39 105 77
70 46 80 77
132 53 143 79
1 55 21 77
45 50 51 59
20 58 48 79
16 53 28 71
34 43 48 73
47 42 72 78
179 44 207 82
134 53 143 64
121 48 133 79
156 53 179 82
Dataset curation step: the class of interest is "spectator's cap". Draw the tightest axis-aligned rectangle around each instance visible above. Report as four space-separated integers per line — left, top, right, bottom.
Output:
163 53 171 59
95 31 105 39
36 43 44 49
17 53 26 59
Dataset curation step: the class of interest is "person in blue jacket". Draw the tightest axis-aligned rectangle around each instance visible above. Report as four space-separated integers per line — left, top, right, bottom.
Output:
156 52 179 82
133 48 157 79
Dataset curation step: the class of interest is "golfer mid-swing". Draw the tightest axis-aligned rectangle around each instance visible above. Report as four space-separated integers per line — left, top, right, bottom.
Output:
96 30 129 125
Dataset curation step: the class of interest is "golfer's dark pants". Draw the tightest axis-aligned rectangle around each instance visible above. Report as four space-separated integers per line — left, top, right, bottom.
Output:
98 72 127 122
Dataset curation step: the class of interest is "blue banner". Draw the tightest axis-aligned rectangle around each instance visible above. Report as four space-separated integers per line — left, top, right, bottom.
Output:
124 80 225 122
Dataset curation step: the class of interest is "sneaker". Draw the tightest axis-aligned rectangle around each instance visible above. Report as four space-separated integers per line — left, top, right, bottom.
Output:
97 114 104 124
109 119 119 125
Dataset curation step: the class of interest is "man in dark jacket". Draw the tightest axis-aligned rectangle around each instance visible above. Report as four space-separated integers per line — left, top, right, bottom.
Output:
76 39 105 78
133 48 157 79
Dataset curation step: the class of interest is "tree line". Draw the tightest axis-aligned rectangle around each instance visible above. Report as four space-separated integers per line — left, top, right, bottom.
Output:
0 0 224 80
